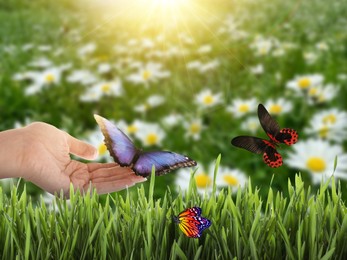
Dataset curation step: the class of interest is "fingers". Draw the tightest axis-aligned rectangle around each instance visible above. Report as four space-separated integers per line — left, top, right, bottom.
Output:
87 162 120 172
86 164 147 195
65 132 98 160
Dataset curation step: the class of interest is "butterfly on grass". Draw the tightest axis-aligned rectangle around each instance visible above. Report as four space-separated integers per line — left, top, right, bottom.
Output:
231 104 298 168
173 207 211 238
94 115 197 177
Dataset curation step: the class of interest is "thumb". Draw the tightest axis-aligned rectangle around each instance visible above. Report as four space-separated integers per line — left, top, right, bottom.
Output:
65 132 98 160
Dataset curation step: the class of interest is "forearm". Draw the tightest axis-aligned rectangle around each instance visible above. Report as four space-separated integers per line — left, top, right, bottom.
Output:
0 128 25 179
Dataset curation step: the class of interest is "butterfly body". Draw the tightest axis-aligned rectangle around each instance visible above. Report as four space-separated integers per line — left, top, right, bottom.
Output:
174 207 211 238
94 115 197 177
231 104 298 168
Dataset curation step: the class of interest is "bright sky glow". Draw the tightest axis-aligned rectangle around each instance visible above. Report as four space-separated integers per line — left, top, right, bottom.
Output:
142 0 187 10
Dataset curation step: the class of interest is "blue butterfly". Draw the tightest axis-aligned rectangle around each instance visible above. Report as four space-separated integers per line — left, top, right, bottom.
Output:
94 115 197 177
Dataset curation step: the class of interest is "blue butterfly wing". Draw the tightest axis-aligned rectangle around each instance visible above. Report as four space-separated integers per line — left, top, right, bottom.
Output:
133 151 197 177
94 115 137 166
196 216 212 233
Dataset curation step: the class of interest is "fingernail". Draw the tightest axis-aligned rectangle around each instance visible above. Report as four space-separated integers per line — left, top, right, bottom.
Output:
137 177 147 183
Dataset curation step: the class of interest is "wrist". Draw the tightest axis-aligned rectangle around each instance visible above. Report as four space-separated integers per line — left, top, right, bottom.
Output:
0 127 27 179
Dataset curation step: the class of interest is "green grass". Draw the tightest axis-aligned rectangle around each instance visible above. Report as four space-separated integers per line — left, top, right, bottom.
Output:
1 164 347 259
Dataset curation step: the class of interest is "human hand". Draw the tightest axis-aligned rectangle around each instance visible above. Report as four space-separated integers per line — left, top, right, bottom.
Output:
0 122 146 197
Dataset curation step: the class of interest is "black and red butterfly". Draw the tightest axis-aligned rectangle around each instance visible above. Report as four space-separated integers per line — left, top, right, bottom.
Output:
231 104 298 168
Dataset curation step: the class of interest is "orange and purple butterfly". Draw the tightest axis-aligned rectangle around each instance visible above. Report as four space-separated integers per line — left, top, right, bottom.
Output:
231 104 298 168
173 207 211 238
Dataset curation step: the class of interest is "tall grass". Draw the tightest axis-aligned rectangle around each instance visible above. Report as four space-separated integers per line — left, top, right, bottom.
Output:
1 165 347 259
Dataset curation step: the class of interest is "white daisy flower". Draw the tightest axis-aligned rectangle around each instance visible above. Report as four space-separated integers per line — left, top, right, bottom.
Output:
28 57 53 68
24 67 62 95
126 62 170 85
78 42 97 57
218 15 248 40
183 118 204 140
226 98 258 118
249 64 264 75
215 166 247 192
22 43 34 52
97 63 112 74
186 60 203 70
195 89 223 109
38 45 52 52
303 52 318 65
67 69 98 85
161 113 184 127
12 70 38 81
240 116 260 134
86 128 112 162
134 122 166 147
316 41 329 51
198 59 220 73
175 164 213 195
307 84 339 104
286 74 324 95
186 59 220 74
134 95 165 113
337 74 347 81
80 79 123 102
250 36 275 56
141 38 155 49
197 44 212 54
304 109 347 143
287 139 347 184
263 98 293 115
116 119 144 137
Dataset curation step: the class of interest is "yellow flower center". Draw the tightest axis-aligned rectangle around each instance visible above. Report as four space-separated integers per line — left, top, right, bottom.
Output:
323 114 337 124
97 55 109 61
238 104 249 113
203 95 214 105
248 122 258 131
223 175 239 186
269 104 282 114
127 125 138 134
190 123 201 134
308 87 318 96
146 133 158 145
45 74 55 83
298 78 311 89
98 143 107 155
318 126 329 138
317 94 325 103
195 173 212 188
142 70 152 81
259 47 268 55
306 157 326 172
101 83 111 93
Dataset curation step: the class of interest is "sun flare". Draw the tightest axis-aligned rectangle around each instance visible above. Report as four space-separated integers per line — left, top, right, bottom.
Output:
148 0 187 9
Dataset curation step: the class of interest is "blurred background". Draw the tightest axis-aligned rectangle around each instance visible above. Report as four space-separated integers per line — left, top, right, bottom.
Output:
1 0 347 201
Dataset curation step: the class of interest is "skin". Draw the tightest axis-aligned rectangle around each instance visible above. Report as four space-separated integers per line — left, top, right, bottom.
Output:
0 122 147 197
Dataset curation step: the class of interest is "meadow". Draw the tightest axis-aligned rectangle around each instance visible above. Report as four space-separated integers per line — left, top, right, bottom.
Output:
1 0 347 257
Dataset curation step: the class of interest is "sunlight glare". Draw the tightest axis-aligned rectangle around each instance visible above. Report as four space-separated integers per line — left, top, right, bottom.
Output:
150 0 186 9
